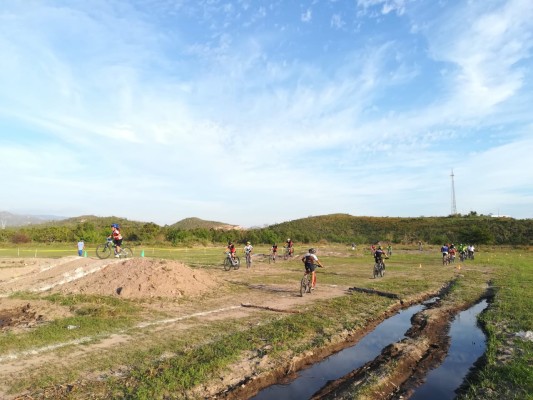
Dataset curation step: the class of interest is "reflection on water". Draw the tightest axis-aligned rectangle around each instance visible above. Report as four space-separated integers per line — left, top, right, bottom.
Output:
410 299 488 400
251 304 424 400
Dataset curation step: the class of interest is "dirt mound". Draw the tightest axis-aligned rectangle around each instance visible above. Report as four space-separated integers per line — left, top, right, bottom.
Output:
54 258 219 299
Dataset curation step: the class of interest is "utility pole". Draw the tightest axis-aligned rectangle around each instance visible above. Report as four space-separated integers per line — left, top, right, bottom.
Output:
451 169 457 215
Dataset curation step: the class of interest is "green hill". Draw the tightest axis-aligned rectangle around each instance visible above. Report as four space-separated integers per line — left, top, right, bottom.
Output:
1 213 531 246
261 213 532 245
170 217 240 230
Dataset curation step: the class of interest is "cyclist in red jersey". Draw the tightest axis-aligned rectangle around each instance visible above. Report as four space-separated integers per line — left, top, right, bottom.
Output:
108 224 123 257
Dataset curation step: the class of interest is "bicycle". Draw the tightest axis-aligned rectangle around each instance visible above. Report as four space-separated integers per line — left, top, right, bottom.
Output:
442 253 450 266
373 258 386 278
223 252 240 271
300 271 312 296
245 251 252 268
283 246 293 260
268 251 276 264
96 238 133 259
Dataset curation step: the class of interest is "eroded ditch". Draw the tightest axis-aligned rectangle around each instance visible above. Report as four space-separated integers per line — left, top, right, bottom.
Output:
251 301 427 400
220 280 491 400
400 299 489 400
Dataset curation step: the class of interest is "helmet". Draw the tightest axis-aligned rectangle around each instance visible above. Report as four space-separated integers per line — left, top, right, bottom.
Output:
111 223 119 228
246 241 250 245
309 248 316 254
287 238 291 241
378 246 382 250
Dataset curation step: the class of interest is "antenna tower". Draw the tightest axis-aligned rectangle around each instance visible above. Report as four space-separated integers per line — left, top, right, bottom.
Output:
450 169 457 215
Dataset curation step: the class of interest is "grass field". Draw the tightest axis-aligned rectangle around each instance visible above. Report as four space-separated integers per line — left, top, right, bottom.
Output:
0 243 531 399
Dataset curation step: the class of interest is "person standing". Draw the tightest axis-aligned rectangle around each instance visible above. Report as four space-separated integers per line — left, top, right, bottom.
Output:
244 241 254 268
77 239 85 257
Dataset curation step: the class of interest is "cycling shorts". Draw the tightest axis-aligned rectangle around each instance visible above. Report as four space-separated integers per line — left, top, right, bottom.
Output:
305 263 318 272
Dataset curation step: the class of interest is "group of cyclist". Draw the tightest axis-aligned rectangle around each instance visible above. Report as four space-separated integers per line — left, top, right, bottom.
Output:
441 243 475 263
226 238 295 265
107 224 476 291
224 239 324 289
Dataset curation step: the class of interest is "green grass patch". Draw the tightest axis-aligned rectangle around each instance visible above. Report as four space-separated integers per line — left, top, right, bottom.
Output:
459 253 533 400
1 293 141 354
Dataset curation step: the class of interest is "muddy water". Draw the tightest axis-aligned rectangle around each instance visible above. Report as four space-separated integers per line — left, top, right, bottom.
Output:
409 299 488 400
251 303 425 400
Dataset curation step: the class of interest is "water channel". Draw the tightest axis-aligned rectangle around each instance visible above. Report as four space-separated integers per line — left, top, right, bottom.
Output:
409 299 488 400
251 298 488 400
251 302 426 400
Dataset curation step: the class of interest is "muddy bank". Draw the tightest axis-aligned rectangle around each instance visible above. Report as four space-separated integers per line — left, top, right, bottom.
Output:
212 282 458 400
211 277 491 400
309 291 492 399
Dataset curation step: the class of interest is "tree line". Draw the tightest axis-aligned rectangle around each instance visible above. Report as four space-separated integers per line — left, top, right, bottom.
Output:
0 214 531 246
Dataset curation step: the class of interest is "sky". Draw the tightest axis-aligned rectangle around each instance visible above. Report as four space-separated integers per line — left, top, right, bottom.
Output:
1 0 532 228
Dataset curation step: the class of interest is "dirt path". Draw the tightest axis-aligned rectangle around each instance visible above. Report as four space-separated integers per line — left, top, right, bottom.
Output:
0 256 350 398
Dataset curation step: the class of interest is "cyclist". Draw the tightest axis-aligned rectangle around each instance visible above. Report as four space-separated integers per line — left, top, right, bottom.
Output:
467 244 475 259
301 248 323 289
449 243 456 263
271 243 278 260
286 238 294 256
227 241 236 260
374 246 387 269
108 223 123 257
244 241 253 267
441 243 449 263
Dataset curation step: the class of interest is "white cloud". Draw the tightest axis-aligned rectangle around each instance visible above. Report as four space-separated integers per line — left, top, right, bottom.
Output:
0 0 532 225
301 9 312 22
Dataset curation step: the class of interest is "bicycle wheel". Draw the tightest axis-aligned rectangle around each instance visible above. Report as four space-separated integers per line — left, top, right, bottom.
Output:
380 264 385 277
96 243 112 259
373 263 379 278
300 275 309 297
223 257 232 271
233 256 240 270
119 247 133 258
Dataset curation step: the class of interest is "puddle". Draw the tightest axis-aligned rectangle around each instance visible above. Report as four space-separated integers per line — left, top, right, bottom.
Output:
251 303 425 400
409 299 488 400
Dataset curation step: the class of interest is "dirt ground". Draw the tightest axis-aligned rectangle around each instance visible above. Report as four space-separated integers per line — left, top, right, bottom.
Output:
0 255 490 400
0 255 352 399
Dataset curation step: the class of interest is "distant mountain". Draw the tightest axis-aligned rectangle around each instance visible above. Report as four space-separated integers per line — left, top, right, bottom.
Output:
0 211 67 228
170 217 243 230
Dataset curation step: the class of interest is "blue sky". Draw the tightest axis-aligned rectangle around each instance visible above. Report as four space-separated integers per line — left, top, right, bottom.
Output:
1 0 532 227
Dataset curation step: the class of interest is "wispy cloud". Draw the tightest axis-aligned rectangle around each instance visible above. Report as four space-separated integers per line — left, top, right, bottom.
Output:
0 0 532 225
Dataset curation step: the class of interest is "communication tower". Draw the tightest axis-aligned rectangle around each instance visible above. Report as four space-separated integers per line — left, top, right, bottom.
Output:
450 169 457 215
